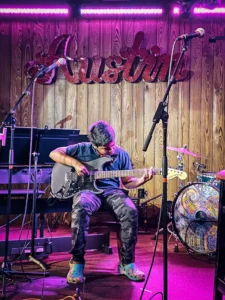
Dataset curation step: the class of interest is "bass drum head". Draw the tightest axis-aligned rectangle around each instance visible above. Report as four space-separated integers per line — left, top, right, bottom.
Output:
172 182 219 254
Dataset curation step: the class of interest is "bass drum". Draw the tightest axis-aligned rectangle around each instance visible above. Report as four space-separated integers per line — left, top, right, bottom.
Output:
172 182 219 254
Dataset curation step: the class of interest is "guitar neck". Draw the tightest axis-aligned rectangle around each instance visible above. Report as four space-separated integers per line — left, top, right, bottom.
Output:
94 168 161 179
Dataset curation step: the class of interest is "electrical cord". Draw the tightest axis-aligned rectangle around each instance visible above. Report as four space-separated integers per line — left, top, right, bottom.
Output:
11 184 50 264
47 196 57 207
165 36 179 110
59 289 82 300
9 81 43 266
139 203 163 300
0 214 22 229
0 212 44 232
188 250 215 264
16 79 36 255
149 291 163 299
40 269 46 300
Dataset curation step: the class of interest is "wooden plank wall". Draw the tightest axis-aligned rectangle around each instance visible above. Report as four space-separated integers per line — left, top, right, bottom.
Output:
0 14 225 207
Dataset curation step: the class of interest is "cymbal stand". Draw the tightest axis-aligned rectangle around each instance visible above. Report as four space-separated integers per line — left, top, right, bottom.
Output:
166 150 186 251
152 151 186 251
177 147 186 190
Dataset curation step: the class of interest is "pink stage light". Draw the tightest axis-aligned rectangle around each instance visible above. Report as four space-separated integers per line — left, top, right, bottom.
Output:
194 7 225 14
0 7 69 15
173 7 181 15
80 8 163 15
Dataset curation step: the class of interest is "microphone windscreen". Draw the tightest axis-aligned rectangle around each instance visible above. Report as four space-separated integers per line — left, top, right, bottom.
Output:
196 28 205 37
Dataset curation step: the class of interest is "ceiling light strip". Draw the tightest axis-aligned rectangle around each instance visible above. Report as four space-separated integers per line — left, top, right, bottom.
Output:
80 8 163 15
0 8 69 15
194 7 225 14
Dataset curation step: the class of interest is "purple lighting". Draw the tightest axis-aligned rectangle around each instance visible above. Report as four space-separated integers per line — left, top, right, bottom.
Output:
173 7 181 15
80 8 163 15
194 7 225 14
0 7 69 15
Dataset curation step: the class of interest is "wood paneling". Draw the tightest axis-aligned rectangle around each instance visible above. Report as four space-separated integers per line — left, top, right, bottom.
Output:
0 22 11 120
0 15 225 208
212 16 225 173
10 22 23 125
43 21 56 129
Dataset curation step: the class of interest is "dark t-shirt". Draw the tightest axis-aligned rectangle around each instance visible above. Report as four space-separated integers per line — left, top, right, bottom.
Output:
65 142 132 189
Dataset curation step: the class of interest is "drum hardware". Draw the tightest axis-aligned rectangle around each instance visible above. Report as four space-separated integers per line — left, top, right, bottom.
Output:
152 147 187 251
193 161 206 173
152 219 180 252
196 171 220 190
176 149 186 191
207 251 216 262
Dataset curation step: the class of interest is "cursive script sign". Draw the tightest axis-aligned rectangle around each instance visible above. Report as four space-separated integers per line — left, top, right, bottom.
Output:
24 31 189 85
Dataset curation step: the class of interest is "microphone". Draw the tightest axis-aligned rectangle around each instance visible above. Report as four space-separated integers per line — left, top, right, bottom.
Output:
37 58 66 76
178 28 205 41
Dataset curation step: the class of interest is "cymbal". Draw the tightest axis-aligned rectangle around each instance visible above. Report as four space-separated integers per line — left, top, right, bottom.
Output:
167 146 202 157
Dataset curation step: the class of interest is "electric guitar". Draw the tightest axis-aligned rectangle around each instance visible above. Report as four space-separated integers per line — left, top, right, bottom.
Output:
51 156 187 199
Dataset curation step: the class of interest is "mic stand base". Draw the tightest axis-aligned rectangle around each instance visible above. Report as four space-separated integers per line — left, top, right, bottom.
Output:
0 261 50 300
0 259 50 277
0 259 50 299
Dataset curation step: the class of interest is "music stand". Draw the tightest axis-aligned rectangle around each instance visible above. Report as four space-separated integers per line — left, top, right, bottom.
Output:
30 128 82 256
0 118 52 300
0 126 38 165
37 127 81 165
0 120 87 298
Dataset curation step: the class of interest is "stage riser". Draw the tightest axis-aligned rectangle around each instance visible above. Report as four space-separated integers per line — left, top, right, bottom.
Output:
0 234 109 258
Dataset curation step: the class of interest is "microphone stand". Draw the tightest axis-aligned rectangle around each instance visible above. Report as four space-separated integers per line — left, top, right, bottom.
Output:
0 69 49 300
142 39 189 300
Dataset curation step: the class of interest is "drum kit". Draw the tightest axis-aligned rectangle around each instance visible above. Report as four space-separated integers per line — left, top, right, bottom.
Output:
166 145 219 256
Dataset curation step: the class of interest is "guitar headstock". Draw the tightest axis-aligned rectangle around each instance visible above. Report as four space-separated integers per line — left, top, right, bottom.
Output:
168 168 187 180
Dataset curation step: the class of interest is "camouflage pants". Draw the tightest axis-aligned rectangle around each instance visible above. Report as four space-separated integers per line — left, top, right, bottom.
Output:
70 188 138 264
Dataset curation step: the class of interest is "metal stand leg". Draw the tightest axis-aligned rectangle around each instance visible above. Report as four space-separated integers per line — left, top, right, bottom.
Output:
152 221 180 251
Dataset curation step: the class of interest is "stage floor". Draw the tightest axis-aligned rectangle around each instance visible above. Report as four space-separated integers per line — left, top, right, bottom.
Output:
0 227 215 300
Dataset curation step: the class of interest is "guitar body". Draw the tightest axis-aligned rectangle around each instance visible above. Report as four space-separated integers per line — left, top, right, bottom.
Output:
51 156 113 199
51 156 187 200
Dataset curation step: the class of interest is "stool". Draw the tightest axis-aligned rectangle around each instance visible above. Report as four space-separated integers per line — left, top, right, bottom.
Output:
89 210 122 259
214 170 225 300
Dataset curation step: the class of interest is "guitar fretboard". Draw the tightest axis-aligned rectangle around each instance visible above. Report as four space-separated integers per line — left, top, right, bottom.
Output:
93 168 162 179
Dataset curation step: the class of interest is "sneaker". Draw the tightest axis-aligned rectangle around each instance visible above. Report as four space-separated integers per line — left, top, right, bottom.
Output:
118 262 145 281
67 261 85 284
